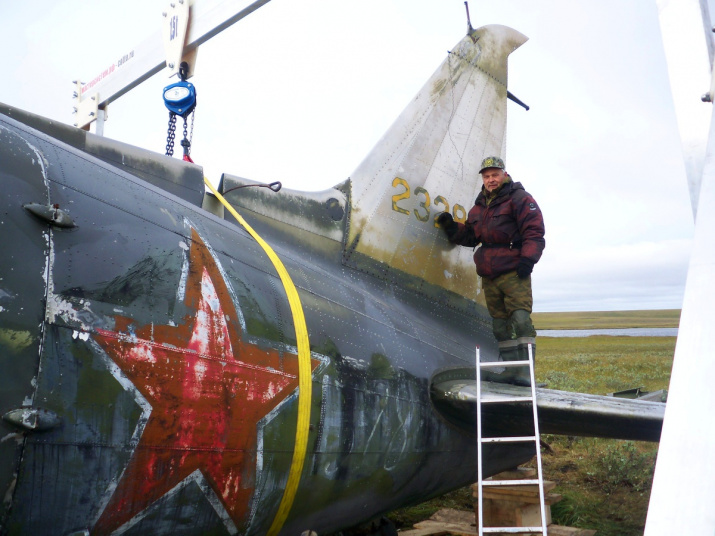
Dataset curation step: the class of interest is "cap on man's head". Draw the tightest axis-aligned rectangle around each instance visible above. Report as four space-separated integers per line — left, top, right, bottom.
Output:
479 156 505 174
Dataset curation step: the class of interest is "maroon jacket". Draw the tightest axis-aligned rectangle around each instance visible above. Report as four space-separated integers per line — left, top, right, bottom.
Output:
449 180 545 279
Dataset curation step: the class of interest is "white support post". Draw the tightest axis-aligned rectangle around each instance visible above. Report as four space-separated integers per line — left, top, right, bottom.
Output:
644 93 715 536
646 1 715 533
656 0 714 218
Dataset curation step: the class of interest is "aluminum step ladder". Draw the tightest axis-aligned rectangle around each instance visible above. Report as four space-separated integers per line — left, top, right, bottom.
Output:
475 343 547 535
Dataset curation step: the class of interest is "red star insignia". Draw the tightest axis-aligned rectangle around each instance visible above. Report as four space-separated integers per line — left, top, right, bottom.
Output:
92 228 318 534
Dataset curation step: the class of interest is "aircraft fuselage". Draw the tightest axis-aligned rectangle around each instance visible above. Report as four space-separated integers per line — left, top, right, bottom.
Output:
0 107 529 535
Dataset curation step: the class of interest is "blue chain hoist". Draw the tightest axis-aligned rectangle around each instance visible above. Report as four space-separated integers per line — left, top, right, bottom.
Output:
163 62 197 159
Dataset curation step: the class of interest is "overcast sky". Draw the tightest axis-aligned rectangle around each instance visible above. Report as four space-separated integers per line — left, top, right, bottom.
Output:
2 0 698 312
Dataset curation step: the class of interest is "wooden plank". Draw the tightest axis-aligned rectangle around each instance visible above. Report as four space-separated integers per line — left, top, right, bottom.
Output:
480 491 562 505
401 509 594 536
411 520 478 536
473 481 557 498
479 499 551 528
490 467 537 480
397 527 453 536
547 525 596 536
411 509 477 535
429 509 477 525
405 521 594 536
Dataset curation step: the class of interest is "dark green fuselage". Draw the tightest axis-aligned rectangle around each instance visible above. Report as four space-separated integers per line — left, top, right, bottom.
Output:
0 105 534 535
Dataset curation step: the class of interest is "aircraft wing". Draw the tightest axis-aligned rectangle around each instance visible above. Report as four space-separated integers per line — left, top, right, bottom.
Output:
431 378 665 442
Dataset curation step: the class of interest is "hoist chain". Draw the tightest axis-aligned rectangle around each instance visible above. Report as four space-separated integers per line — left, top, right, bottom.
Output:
180 112 194 158
163 62 196 159
182 116 190 156
165 112 177 156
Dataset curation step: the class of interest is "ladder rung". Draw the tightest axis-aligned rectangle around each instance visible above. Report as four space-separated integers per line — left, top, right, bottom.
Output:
482 479 541 486
479 360 529 368
475 345 546 534
481 435 537 443
480 396 533 404
482 527 545 533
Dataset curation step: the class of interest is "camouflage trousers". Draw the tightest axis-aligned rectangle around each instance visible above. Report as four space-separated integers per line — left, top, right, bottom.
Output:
482 270 536 341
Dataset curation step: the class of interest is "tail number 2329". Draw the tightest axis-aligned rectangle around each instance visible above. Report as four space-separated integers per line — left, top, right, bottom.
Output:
391 177 467 227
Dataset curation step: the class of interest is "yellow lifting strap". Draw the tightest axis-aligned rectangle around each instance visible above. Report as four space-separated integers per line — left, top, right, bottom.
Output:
203 177 312 536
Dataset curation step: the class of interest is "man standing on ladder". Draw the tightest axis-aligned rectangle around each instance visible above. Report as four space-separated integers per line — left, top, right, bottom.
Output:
437 156 545 384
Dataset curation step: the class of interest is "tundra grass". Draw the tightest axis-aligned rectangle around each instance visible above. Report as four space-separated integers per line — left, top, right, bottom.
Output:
388 335 676 536
532 309 680 330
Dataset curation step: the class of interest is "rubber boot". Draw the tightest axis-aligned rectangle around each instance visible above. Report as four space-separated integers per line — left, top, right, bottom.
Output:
497 339 520 361
495 340 531 386
492 317 514 343
516 336 536 365
515 336 545 387
511 309 536 339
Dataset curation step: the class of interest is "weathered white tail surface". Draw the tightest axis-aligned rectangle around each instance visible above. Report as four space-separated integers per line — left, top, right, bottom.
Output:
343 25 527 303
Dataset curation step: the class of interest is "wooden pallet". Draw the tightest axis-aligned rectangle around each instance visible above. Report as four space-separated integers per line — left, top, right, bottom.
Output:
474 479 560 527
398 508 595 535
398 468 596 535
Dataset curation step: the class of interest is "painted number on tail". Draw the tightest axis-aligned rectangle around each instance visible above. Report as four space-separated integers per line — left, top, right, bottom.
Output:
391 177 466 226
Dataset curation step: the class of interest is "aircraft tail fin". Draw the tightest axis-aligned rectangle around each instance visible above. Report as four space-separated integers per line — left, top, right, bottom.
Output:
342 25 527 303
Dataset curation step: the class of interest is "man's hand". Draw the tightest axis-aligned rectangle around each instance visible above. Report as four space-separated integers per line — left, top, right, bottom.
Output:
436 212 454 227
517 258 535 279
436 212 459 240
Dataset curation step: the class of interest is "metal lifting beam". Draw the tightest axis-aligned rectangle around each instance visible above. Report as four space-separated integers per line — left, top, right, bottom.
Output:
73 0 272 130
